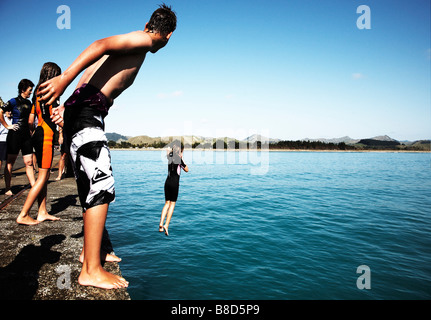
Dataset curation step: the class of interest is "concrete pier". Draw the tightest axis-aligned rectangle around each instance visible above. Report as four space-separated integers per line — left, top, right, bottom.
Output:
0 153 130 300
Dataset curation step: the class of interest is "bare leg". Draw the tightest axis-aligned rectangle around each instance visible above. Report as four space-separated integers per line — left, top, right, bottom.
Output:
32 153 38 173
56 152 66 180
35 170 60 222
4 154 17 195
159 200 171 232
163 202 176 236
79 248 122 263
23 154 35 187
78 204 128 289
17 168 54 225
78 212 121 263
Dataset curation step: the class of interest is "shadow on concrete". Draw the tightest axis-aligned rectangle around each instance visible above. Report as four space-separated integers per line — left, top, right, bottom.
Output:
50 194 80 215
0 183 28 196
0 234 65 300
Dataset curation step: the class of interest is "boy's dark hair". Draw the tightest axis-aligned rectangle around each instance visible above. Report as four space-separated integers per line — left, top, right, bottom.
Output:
147 3 177 35
18 79 34 94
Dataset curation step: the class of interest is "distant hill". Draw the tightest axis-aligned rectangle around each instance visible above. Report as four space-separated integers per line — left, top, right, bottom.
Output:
357 139 400 148
127 135 212 146
303 135 408 145
105 132 430 151
369 135 399 142
106 132 130 142
243 134 280 144
408 140 431 151
303 136 360 144
127 135 161 145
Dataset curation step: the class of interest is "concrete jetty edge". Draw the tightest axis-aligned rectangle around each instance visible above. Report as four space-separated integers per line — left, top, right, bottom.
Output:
0 154 130 300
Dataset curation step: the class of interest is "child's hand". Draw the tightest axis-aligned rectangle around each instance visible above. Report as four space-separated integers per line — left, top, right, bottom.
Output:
38 75 67 106
7 123 19 131
51 105 65 127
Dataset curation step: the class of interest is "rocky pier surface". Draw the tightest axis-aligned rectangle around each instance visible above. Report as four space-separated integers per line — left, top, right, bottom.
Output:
0 153 130 300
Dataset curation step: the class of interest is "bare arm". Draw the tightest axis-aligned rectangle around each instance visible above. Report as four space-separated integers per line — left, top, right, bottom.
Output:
0 109 7 129
182 156 189 172
38 31 152 106
58 128 63 145
0 109 18 131
28 113 35 135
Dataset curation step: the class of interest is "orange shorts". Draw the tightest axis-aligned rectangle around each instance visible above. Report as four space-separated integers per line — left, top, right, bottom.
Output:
31 124 54 169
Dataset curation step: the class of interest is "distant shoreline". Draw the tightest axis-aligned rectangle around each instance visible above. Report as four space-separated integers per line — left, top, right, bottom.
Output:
110 148 430 153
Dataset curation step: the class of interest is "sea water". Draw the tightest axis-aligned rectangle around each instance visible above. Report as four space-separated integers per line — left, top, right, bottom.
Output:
106 150 431 300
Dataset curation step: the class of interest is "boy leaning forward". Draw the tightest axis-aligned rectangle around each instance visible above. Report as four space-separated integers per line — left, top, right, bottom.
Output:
38 4 177 290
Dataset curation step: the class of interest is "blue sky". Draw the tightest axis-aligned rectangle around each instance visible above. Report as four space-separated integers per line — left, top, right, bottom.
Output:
0 0 429 141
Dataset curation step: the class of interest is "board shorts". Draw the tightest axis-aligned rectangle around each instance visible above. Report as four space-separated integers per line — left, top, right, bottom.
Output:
63 83 115 212
6 129 33 156
69 127 115 212
32 125 54 169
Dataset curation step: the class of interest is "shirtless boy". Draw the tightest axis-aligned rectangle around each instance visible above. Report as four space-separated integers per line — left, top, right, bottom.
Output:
39 4 177 289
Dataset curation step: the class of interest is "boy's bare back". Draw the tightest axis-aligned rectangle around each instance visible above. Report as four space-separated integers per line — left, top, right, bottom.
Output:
76 31 153 104
40 28 171 112
39 4 176 112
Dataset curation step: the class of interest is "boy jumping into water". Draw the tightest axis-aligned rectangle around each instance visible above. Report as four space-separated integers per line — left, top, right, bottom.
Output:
39 4 177 290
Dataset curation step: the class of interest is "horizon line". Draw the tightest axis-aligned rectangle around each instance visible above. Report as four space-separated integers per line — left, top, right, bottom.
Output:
106 132 431 143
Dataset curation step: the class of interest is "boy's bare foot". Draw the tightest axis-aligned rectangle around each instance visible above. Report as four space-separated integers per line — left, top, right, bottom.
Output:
79 251 122 263
163 225 169 236
37 212 60 222
103 252 122 262
78 266 129 289
16 214 40 225
5 190 13 196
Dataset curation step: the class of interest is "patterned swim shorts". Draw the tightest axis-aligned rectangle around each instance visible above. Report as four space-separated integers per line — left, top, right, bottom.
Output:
69 127 115 211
